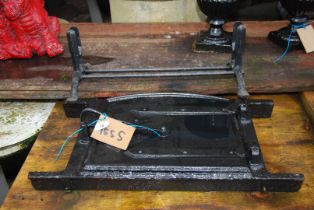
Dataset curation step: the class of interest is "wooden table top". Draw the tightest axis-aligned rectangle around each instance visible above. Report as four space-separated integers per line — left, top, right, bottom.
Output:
302 91 314 125
3 94 314 210
0 21 314 99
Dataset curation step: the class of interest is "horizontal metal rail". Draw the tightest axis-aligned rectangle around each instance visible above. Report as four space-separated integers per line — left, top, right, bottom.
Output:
81 70 234 79
84 65 232 74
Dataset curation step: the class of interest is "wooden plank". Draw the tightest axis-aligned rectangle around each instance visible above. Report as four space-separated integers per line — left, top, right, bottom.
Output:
301 91 314 124
1 21 314 99
3 95 314 210
59 21 291 38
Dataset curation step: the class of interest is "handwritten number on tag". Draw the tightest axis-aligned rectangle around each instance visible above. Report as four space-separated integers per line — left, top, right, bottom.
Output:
99 128 126 142
91 117 136 150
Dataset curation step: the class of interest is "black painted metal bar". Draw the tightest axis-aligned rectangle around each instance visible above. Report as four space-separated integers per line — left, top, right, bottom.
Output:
29 172 303 192
84 65 232 74
81 70 234 79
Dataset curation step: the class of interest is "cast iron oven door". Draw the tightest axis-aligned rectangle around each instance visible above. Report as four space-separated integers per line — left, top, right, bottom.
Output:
29 93 303 192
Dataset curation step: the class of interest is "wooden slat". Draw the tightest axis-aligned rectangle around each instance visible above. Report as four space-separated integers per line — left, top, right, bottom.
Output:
3 95 314 209
60 21 291 38
301 91 314 124
0 21 314 99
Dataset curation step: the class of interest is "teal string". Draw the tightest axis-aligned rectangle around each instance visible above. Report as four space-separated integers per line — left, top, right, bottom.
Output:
55 113 108 161
274 23 308 63
55 128 83 161
55 112 161 160
125 123 161 138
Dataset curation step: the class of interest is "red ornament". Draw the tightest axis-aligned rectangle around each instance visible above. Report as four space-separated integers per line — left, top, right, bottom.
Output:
0 0 64 60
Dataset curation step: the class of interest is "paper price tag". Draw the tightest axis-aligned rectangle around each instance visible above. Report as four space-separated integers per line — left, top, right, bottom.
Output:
91 116 136 150
297 25 314 53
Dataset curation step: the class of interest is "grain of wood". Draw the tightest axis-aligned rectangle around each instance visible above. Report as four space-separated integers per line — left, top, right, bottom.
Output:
1 21 314 99
301 92 314 125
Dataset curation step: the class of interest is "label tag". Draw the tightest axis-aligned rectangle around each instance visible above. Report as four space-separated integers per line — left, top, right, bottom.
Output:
91 116 136 150
297 25 314 53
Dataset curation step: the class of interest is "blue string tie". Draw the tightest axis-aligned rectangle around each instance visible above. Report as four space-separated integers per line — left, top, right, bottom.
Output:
274 23 308 63
55 112 161 160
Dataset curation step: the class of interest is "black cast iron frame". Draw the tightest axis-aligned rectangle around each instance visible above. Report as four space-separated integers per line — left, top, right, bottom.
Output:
65 21 248 105
28 23 304 192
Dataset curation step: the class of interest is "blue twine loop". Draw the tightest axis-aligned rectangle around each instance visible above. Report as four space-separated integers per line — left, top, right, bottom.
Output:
274 23 308 63
125 123 161 137
55 112 161 160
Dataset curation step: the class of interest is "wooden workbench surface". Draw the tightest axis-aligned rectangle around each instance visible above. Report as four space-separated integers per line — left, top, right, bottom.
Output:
3 94 314 210
0 21 314 99
302 91 314 124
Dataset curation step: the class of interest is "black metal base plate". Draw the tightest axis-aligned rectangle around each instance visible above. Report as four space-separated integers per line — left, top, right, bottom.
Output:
29 93 303 192
193 31 233 53
268 26 303 50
